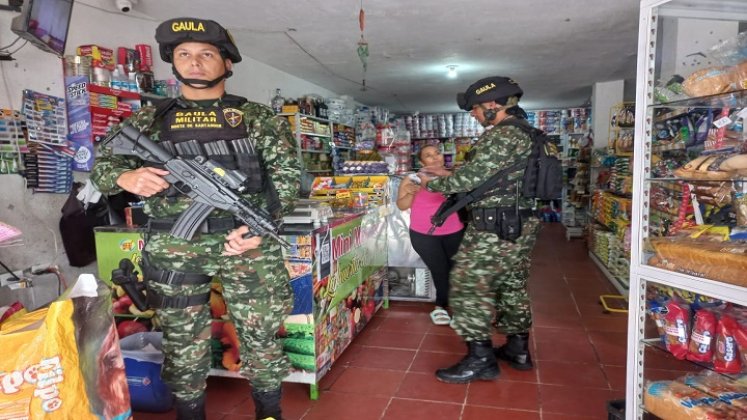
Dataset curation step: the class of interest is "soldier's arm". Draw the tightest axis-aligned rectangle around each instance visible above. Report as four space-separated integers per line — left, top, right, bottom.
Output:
428 126 526 194
90 109 155 194
255 109 301 215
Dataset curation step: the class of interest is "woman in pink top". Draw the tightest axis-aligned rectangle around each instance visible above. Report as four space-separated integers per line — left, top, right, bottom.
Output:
397 145 465 325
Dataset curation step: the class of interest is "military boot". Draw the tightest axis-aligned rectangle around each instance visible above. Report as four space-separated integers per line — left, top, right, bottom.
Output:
174 394 206 420
435 340 499 383
252 388 282 420
495 333 533 370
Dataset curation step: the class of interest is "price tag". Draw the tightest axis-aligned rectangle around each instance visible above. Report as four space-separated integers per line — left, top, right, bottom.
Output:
336 191 351 199
713 116 732 128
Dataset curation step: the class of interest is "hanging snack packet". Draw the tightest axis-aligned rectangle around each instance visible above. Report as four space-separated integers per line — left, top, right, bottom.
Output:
663 301 691 360
714 314 742 374
687 309 717 363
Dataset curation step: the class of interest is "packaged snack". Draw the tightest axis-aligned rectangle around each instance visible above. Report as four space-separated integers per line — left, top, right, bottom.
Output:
687 309 717 363
714 314 743 374
663 301 691 360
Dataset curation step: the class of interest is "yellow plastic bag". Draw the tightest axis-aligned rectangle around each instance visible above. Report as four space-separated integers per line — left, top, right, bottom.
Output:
0 274 132 419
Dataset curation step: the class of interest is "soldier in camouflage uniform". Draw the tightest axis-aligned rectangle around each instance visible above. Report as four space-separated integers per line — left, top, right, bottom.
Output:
91 18 300 420
418 76 540 384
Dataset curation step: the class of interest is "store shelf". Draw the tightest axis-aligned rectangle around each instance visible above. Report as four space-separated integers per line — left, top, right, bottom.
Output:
637 267 747 307
299 132 331 138
650 89 747 109
278 112 329 123
641 338 744 381
589 251 628 295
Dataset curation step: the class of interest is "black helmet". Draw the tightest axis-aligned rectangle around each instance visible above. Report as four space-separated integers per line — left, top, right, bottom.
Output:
457 76 523 111
155 18 242 63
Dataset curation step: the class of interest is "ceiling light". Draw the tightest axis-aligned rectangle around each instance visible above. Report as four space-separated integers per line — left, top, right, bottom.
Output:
446 65 458 79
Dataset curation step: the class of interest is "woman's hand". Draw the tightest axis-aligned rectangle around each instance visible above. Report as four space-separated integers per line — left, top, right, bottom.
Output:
222 226 263 256
400 177 422 195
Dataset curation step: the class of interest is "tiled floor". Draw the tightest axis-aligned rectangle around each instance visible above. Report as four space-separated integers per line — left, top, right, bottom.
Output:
134 223 631 419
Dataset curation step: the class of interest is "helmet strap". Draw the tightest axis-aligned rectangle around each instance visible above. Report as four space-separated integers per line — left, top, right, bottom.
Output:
172 65 233 90
478 96 520 127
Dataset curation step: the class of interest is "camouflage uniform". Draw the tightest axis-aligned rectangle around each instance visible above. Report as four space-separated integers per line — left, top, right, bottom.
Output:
91 98 300 399
428 122 539 341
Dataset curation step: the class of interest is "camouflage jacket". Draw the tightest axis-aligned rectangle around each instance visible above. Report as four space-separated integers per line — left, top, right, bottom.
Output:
90 96 301 219
427 121 534 209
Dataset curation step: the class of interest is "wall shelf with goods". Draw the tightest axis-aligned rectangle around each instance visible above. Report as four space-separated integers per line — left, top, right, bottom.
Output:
398 113 482 171
587 103 634 295
279 112 336 176
628 1 747 419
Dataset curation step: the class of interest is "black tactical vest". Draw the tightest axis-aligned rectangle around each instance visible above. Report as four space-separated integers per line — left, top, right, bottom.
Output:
154 98 264 193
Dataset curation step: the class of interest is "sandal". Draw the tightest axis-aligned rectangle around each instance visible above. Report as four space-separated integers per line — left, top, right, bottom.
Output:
430 307 451 326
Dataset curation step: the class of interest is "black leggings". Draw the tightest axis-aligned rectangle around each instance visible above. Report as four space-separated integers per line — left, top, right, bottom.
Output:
409 228 465 308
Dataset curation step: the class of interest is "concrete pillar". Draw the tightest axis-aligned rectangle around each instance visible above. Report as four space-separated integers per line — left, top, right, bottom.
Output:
591 80 624 149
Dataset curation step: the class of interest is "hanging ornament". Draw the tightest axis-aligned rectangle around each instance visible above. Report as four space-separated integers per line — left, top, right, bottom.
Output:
357 0 368 90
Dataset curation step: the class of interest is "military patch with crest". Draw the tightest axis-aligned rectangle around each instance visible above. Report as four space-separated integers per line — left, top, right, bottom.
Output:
223 108 244 128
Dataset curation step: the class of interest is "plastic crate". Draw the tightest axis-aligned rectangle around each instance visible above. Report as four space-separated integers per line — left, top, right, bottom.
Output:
607 399 625 420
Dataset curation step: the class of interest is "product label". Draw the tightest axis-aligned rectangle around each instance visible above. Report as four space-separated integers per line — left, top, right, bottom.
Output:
713 116 732 128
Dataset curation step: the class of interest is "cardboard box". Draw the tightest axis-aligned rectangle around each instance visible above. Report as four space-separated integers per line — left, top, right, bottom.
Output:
77 45 115 70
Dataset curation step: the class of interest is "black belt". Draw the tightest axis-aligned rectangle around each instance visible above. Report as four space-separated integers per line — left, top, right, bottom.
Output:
148 216 238 234
146 267 212 286
147 292 210 309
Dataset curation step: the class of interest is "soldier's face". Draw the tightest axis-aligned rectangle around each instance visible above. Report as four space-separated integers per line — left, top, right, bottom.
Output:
173 42 231 81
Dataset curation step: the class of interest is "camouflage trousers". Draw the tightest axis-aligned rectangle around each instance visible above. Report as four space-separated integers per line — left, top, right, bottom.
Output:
144 232 293 401
449 218 539 341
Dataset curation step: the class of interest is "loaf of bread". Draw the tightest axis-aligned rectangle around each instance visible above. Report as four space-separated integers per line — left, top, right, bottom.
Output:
648 238 747 287
644 380 746 419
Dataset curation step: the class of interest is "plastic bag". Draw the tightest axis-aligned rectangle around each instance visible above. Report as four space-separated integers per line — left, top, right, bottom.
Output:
0 274 131 419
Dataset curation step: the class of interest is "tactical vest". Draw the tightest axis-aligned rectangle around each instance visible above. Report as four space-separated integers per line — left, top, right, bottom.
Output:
150 98 264 194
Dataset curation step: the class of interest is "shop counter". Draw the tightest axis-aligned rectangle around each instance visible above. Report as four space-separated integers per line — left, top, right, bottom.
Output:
94 206 388 399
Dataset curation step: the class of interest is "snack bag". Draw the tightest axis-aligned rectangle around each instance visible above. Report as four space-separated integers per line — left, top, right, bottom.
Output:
714 314 742 374
0 274 132 419
687 309 717 363
735 321 747 371
663 301 691 360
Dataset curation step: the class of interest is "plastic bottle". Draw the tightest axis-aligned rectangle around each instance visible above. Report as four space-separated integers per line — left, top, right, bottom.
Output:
271 88 284 114
166 79 179 98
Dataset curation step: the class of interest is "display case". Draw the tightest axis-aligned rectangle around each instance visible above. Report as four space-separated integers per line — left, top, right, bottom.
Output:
628 1 747 418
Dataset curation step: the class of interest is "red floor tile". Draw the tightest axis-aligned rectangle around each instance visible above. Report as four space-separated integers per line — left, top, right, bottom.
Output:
539 384 622 418
588 331 628 366
395 372 468 403
302 391 390 420
602 364 627 391
581 314 628 333
537 360 609 389
467 380 540 411
383 399 463 420
542 413 599 420
377 314 435 333
531 312 585 330
349 346 416 370
419 331 467 354
534 333 599 364
355 329 425 349
329 366 406 396
462 406 540 420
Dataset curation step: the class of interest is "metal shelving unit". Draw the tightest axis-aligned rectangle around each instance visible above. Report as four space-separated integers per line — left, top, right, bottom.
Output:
627 1 747 418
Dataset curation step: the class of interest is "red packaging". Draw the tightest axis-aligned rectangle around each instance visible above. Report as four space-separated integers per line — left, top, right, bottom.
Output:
687 309 717 362
663 302 691 360
714 314 742 374
734 321 747 370
77 45 115 70
135 44 153 72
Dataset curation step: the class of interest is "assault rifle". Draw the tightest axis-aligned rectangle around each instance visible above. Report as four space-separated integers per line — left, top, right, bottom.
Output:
104 122 290 248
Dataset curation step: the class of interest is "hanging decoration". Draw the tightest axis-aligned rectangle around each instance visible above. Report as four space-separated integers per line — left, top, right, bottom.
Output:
357 0 369 91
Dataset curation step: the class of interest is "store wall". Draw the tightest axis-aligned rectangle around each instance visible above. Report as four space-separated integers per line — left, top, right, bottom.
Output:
0 5 339 281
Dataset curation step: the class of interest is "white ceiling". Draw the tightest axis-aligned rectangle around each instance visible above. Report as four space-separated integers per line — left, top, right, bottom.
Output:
92 0 642 113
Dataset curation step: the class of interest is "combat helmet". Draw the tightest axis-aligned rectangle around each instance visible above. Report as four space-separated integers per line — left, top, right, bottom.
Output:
156 17 241 63
457 76 523 111
155 17 241 89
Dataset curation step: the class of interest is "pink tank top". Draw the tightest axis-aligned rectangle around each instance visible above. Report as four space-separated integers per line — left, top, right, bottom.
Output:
409 189 464 235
